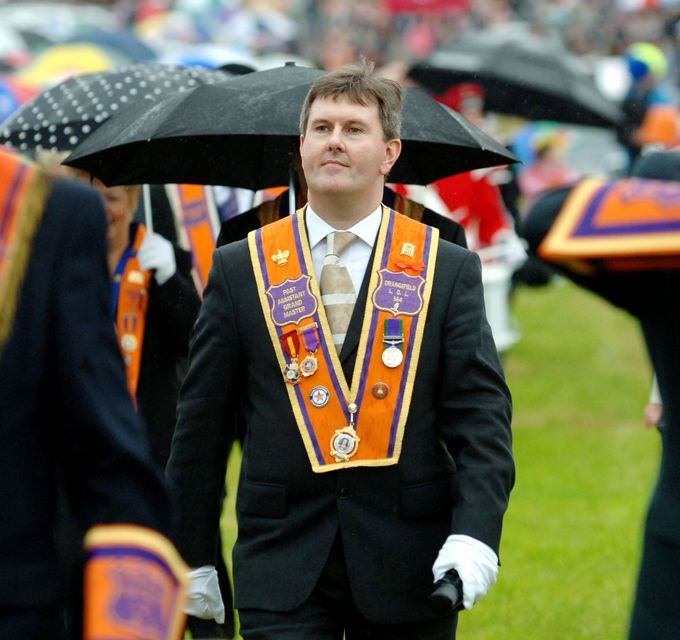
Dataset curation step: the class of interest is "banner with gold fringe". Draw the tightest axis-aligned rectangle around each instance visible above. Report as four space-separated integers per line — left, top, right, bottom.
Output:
539 176 680 271
83 524 188 640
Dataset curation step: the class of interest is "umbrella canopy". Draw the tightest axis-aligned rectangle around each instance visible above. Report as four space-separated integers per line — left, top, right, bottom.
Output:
409 27 623 128
0 62 227 153
63 64 516 188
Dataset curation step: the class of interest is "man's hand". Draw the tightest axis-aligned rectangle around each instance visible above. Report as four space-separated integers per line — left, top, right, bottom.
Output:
185 565 226 623
432 535 499 611
138 232 176 285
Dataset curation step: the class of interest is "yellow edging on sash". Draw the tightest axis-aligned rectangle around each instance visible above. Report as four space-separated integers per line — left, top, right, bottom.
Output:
84 524 188 578
540 177 680 258
0 151 51 352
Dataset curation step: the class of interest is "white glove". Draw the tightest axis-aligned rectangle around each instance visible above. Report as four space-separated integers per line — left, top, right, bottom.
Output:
185 565 226 624
137 232 176 285
495 230 528 271
432 535 499 611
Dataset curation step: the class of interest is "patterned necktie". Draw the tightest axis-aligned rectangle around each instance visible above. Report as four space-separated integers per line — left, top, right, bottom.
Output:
320 231 358 353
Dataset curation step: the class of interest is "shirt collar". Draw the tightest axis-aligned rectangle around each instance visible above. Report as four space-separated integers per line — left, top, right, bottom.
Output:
306 204 382 250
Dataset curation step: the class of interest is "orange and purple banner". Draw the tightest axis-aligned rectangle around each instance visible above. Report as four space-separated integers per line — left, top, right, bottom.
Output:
83 525 188 640
539 177 680 271
0 147 49 351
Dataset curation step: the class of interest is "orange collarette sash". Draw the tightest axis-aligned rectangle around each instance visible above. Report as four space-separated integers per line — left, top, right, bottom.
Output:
0 148 50 351
249 206 439 473
539 176 680 271
166 184 220 293
114 224 152 401
83 524 188 640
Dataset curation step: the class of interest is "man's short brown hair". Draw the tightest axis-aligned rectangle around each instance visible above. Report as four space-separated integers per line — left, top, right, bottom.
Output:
299 60 403 141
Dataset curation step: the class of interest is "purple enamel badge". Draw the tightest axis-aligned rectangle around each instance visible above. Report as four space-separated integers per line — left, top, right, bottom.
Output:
267 275 318 326
372 269 425 316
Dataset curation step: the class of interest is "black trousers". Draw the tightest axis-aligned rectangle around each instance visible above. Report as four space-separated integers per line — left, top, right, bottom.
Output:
0 607 64 640
239 534 456 640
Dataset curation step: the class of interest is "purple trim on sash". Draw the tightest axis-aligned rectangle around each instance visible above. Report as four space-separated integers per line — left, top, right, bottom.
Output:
256 222 325 464
255 228 268 286
0 163 25 237
388 224 433 456
291 214 334 464
89 547 180 583
574 181 680 236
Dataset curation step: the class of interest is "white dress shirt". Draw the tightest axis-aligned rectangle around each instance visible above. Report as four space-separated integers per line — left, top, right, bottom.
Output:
306 204 382 295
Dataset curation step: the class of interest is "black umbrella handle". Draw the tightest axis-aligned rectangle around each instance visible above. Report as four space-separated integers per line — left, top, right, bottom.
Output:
428 569 465 615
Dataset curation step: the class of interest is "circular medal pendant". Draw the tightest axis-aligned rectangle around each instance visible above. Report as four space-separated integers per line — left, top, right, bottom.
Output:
382 345 403 368
330 426 360 462
310 385 330 407
121 333 138 353
284 360 300 385
300 354 318 377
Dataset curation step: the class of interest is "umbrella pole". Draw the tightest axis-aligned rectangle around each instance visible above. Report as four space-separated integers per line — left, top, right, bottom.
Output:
143 183 154 234
288 166 296 214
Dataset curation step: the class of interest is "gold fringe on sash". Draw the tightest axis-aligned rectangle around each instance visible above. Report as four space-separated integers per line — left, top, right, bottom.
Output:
0 166 51 352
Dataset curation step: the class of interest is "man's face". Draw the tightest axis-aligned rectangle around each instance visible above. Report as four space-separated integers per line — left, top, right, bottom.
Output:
300 95 400 200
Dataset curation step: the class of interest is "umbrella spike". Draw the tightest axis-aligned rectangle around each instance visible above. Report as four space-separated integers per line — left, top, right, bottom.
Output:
143 183 154 234
288 166 296 214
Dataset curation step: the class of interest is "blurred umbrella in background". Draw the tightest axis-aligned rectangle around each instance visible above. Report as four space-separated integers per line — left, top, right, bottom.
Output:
0 63 227 153
62 63 516 189
409 27 624 128
14 43 124 88
0 75 39 125
64 25 158 63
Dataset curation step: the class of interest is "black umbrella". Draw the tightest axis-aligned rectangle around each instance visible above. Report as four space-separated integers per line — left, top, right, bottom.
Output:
409 27 623 128
63 64 516 188
0 62 227 153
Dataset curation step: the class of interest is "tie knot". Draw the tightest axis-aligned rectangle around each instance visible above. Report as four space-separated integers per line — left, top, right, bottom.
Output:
327 231 357 258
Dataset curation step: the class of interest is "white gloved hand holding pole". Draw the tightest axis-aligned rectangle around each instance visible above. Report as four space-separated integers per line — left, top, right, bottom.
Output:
185 565 226 624
137 232 176 285
432 535 499 611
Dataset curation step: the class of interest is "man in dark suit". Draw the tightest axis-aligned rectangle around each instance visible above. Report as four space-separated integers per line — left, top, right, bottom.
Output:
167 61 514 639
0 146 183 639
521 150 680 640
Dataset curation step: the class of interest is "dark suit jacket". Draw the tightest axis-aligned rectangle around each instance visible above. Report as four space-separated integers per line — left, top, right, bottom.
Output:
137 250 200 468
522 155 680 638
217 187 468 249
0 177 171 611
167 213 514 624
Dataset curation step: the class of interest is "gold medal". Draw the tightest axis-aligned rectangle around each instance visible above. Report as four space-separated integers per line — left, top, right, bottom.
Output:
330 426 360 462
300 353 318 377
281 330 302 385
330 402 359 462
284 359 300 385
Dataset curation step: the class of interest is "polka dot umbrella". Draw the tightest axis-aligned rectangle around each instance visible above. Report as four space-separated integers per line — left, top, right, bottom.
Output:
0 62 228 153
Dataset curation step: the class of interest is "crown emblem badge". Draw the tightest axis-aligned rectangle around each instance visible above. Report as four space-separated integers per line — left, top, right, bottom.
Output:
271 248 290 266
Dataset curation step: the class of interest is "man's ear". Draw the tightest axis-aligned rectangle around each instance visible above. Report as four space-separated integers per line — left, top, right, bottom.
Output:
380 139 402 177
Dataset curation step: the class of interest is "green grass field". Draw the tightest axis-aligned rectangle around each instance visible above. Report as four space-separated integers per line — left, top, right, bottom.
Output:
220 277 660 639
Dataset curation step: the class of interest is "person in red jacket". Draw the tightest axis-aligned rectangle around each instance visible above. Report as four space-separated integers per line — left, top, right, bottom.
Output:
430 83 515 252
